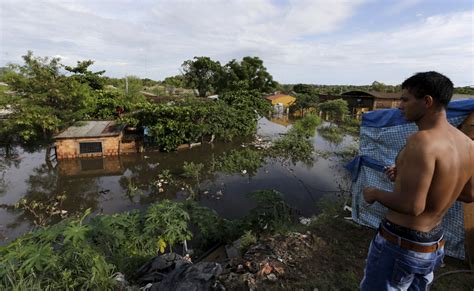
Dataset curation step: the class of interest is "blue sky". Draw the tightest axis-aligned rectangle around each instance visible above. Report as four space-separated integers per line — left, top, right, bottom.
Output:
0 0 473 86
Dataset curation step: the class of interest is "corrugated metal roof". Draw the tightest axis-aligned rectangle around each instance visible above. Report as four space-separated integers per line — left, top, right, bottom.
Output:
342 90 401 99
54 121 124 139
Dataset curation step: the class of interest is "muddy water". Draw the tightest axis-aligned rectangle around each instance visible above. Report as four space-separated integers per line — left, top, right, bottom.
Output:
0 117 355 244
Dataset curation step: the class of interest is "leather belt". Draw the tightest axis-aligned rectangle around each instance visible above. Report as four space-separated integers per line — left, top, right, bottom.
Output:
379 227 445 253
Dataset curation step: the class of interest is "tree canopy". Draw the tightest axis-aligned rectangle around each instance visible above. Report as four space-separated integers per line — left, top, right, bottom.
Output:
182 57 221 97
181 56 277 97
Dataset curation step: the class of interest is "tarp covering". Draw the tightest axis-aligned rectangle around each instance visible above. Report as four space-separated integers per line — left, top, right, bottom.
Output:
347 99 474 259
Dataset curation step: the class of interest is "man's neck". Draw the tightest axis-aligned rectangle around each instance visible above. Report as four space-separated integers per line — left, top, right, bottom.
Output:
416 108 448 130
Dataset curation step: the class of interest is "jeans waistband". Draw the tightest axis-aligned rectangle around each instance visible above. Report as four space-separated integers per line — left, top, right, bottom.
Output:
381 219 444 243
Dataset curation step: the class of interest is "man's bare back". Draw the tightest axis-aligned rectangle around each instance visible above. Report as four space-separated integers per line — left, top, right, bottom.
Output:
386 122 474 232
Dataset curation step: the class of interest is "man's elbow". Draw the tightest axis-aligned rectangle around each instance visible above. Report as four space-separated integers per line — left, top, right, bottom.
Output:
404 203 425 216
458 193 474 203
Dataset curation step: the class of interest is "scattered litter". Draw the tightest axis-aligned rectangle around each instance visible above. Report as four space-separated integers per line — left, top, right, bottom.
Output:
267 273 277 281
299 217 313 225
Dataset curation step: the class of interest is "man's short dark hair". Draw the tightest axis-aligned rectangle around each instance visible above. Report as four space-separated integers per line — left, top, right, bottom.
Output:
401 71 454 107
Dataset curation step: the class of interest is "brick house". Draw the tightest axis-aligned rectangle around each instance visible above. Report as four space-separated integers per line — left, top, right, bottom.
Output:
54 121 142 159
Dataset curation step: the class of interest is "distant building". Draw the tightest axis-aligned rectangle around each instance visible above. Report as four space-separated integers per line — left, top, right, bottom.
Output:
54 121 142 159
264 93 296 107
318 91 401 118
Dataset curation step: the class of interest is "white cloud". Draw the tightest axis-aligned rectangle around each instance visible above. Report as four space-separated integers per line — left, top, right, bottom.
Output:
0 0 472 86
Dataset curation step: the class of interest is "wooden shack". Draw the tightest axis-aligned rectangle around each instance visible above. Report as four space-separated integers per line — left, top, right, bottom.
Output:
54 121 142 159
318 91 401 118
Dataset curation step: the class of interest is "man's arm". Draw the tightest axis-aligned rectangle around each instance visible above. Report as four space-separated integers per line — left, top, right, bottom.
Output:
364 134 435 216
457 177 473 203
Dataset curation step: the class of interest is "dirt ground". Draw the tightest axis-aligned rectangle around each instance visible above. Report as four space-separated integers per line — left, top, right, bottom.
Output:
218 212 474 290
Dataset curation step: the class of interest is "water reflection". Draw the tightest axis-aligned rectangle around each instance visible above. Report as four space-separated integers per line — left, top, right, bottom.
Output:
0 117 356 244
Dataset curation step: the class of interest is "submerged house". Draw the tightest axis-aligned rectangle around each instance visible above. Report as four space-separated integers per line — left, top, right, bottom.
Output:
54 121 142 159
318 91 401 118
264 93 296 108
264 93 296 115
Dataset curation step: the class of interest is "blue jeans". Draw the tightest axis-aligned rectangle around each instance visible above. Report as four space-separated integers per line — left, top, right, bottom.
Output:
360 231 445 290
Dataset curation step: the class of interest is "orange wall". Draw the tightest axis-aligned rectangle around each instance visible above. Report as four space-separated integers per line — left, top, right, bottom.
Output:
270 95 296 107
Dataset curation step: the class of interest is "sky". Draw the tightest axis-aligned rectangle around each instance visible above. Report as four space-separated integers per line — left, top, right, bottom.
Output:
0 0 473 86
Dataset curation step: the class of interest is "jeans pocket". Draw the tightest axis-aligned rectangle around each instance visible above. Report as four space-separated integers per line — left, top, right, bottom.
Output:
391 258 433 287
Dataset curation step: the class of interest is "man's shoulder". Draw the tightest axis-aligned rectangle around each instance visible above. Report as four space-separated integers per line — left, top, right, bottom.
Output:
403 132 438 158
406 131 432 146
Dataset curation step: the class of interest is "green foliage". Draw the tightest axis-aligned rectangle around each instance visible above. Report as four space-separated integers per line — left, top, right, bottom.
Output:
219 89 270 117
65 60 106 90
182 56 277 96
291 92 319 115
293 83 316 95
144 200 192 252
129 90 268 151
162 74 186 88
181 201 233 249
214 147 265 176
318 99 349 121
271 114 320 164
239 230 257 254
124 176 143 200
318 125 344 145
182 56 221 97
244 189 294 233
454 86 474 95
82 90 126 119
14 192 68 227
142 78 159 87
182 161 204 199
2 51 96 141
0 192 299 289
217 56 277 94
0 208 117 290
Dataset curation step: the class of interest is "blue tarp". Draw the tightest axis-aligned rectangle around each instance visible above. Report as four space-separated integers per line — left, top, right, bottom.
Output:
347 98 474 259
361 98 474 128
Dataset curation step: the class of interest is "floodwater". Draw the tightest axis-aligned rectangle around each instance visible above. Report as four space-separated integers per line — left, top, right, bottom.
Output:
0 117 356 244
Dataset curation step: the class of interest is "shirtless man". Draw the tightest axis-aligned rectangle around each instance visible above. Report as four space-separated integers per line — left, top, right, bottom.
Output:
360 71 474 290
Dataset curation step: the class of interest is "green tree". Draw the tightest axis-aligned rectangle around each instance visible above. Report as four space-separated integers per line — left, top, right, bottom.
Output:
141 78 159 87
318 99 349 121
218 56 277 93
291 93 319 116
65 60 105 90
293 83 315 95
162 75 186 88
3 51 94 141
182 57 221 97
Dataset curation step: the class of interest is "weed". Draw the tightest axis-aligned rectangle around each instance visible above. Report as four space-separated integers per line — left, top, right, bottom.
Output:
239 230 257 255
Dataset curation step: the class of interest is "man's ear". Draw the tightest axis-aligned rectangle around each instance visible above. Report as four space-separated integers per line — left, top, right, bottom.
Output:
424 95 434 108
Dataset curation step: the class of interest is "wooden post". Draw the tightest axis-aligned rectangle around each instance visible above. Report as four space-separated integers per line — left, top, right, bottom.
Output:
459 112 474 268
